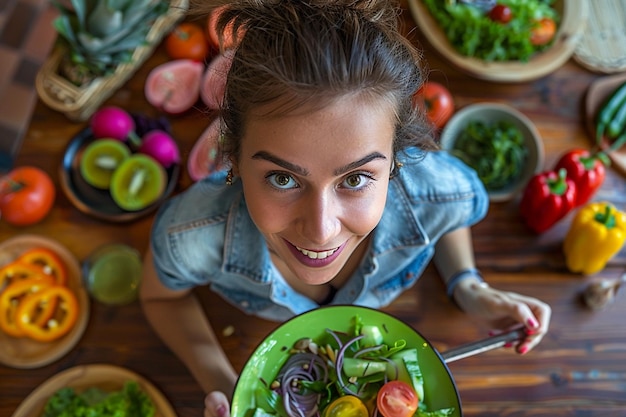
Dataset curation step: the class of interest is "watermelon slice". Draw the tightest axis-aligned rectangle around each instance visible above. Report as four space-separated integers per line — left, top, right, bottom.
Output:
200 50 233 110
145 59 204 114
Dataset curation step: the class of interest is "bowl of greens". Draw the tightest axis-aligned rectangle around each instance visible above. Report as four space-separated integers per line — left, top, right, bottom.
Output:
439 102 544 202
231 305 460 417
11 364 176 417
407 0 588 82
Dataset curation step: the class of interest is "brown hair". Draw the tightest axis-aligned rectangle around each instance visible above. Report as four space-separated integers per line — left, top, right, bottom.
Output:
191 0 437 170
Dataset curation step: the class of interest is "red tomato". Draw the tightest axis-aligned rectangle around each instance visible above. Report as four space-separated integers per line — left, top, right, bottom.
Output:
530 18 556 46
489 4 512 23
165 22 209 62
376 381 419 417
414 82 455 129
0 166 55 227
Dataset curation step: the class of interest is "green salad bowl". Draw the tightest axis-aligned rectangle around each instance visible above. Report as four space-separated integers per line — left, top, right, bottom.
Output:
231 305 462 417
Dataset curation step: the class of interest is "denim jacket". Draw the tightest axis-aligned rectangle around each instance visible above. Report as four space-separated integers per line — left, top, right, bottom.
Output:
150 149 488 322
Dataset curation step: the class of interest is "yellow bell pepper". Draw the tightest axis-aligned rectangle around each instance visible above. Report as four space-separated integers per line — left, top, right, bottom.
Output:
563 202 626 275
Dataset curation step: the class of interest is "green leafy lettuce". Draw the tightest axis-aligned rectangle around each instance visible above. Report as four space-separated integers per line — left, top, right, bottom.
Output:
42 381 155 417
422 0 559 61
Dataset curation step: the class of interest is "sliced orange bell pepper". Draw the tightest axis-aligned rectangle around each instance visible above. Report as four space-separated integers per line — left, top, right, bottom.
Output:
0 261 50 290
17 247 68 286
16 285 79 342
0 276 55 337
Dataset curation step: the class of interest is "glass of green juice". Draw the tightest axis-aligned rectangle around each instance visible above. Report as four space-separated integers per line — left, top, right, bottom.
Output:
83 244 143 305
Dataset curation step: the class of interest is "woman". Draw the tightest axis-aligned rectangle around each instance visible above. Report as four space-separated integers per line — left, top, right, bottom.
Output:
139 1 551 416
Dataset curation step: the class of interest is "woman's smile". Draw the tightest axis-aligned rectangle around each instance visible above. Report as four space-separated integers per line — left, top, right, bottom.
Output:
288 240 345 268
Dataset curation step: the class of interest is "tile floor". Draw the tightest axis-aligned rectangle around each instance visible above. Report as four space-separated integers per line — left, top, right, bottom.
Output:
0 0 58 172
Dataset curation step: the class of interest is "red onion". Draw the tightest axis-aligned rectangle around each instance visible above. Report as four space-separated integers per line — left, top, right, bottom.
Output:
139 130 181 168
90 106 137 142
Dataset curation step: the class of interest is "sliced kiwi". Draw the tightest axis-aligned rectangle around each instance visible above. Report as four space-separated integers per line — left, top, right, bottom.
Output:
80 139 131 189
110 154 167 211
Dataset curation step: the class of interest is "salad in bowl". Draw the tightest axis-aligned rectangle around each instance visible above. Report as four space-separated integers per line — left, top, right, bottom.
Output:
231 306 460 417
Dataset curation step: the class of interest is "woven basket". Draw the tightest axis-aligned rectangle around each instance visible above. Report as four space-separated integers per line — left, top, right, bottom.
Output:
573 0 626 73
36 0 189 122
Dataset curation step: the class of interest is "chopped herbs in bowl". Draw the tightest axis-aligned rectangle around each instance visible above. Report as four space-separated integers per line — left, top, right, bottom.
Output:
440 103 544 202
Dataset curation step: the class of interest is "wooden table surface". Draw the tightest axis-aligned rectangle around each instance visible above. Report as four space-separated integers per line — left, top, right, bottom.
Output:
2 4 626 417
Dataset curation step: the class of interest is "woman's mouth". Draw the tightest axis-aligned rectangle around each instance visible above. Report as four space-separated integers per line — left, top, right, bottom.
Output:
285 241 345 267
296 246 339 260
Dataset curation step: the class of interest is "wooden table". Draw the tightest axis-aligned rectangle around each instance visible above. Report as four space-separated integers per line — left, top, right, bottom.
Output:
2 4 626 417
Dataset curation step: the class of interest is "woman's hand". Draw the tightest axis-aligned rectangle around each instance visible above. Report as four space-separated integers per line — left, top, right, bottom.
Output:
204 391 231 417
453 278 551 354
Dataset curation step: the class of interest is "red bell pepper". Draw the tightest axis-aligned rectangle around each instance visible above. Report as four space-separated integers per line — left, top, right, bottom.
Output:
519 168 577 233
554 149 608 207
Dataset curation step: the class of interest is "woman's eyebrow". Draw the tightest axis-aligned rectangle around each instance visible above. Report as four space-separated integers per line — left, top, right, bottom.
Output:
333 152 387 176
251 151 387 176
252 151 309 175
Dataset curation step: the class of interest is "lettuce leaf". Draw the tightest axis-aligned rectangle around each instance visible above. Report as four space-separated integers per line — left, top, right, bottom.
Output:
42 381 155 417
422 0 558 62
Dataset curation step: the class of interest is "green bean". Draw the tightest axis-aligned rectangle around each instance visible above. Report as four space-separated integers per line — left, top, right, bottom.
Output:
596 81 626 143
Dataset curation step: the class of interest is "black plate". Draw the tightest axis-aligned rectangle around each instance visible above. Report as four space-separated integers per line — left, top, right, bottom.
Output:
59 127 180 223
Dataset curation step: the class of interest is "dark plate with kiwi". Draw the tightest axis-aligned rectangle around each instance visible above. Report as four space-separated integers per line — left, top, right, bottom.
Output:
60 125 180 223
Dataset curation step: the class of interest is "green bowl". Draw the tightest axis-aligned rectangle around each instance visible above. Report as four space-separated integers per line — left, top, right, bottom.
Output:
231 305 461 417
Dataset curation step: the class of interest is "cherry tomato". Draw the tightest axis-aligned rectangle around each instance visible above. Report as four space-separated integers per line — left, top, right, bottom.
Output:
323 395 369 417
414 82 455 129
15 285 79 342
0 166 55 227
165 22 209 62
530 18 557 46
376 381 419 417
0 276 55 337
17 247 68 286
488 4 512 23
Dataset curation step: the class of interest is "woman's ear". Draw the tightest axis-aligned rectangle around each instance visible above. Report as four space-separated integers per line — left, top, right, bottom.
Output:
229 156 239 176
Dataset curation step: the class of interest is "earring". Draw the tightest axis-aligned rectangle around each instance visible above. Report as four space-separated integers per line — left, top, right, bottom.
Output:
389 159 403 179
225 169 234 185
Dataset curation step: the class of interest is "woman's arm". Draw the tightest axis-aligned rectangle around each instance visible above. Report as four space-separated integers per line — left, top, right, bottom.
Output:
433 227 551 354
139 249 238 396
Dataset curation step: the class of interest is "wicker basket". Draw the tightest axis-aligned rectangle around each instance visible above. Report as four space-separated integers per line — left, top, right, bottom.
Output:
36 0 189 122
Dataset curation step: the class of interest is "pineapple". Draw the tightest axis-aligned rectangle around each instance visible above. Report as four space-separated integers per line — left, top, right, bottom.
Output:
52 0 170 86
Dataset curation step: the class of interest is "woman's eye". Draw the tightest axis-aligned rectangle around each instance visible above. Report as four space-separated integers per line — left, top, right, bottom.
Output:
342 173 371 190
267 172 298 189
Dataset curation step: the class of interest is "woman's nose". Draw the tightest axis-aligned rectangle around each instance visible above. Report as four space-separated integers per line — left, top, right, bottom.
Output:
297 189 341 245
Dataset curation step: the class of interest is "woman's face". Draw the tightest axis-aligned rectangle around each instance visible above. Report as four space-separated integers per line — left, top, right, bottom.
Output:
236 96 395 286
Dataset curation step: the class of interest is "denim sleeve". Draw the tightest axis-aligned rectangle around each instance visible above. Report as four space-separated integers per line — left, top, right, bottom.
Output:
148 182 230 291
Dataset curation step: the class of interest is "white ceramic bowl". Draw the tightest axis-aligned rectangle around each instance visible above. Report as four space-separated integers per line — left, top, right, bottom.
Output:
440 103 544 202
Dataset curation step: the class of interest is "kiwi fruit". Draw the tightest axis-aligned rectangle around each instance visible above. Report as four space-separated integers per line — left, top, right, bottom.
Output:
80 139 131 189
110 154 166 211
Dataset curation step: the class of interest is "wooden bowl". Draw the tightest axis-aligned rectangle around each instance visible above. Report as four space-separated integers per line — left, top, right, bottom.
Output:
407 0 589 82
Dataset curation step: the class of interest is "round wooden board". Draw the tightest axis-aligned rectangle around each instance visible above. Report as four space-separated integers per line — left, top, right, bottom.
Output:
0 235 90 369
